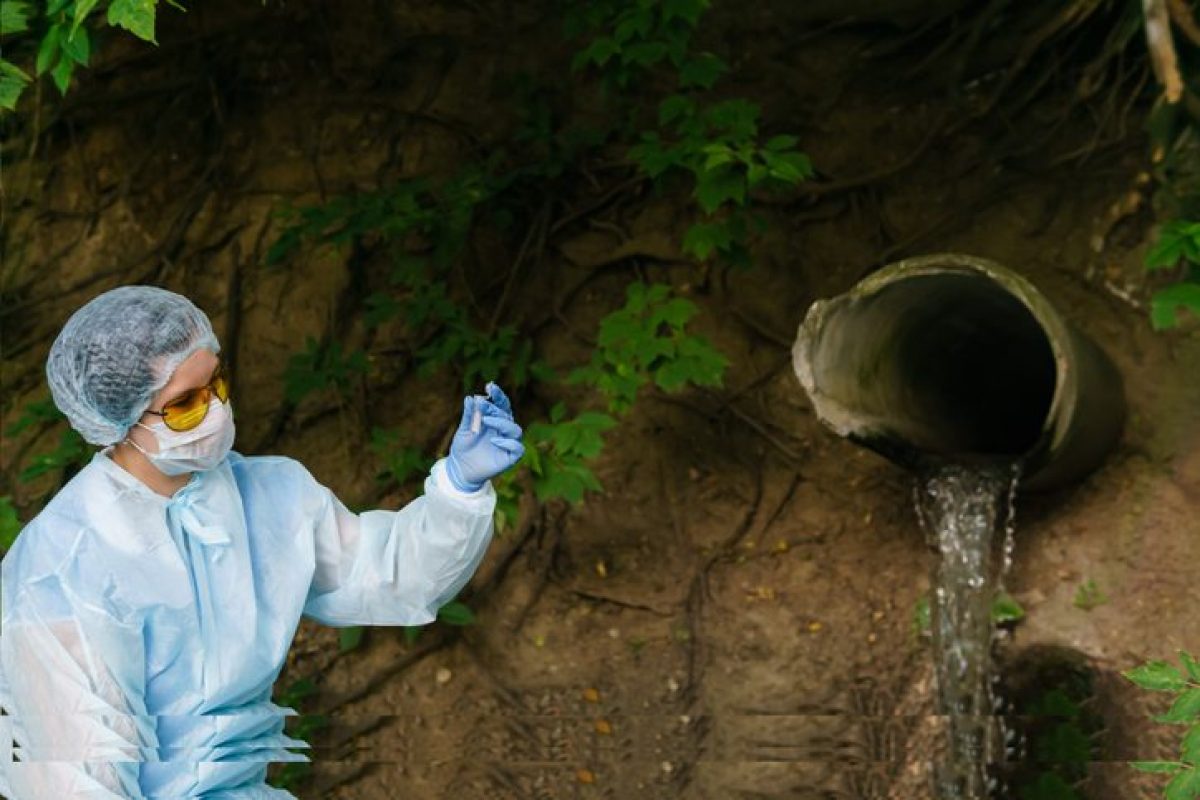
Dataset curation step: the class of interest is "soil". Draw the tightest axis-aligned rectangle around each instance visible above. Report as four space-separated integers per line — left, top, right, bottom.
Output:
2 2 1199 798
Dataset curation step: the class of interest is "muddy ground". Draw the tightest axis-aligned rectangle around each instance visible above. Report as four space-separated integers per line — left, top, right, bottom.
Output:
2 1 1199 798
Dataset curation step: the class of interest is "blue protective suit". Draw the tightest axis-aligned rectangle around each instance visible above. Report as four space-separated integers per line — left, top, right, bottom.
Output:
0 447 496 798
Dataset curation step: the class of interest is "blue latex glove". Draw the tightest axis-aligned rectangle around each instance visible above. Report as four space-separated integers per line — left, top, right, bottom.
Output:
445 382 525 492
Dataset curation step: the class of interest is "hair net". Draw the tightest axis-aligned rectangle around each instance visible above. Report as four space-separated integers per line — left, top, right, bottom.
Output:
46 285 221 446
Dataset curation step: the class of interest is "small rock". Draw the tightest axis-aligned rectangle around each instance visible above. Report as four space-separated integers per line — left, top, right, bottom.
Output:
435 667 452 685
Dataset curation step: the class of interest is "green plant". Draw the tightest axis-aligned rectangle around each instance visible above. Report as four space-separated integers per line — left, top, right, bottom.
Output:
1073 578 1108 611
1124 651 1200 797
282 337 369 404
566 0 713 92
1 0 175 109
992 592 1026 625
633 98 812 265
522 403 617 504
268 676 324 791
568 282 727 414
0 496 23 551
910 590 1025 640
5 397 92 483
368 428 434 488
569 0 812 266
1145 220 1200 330
400 598 478 645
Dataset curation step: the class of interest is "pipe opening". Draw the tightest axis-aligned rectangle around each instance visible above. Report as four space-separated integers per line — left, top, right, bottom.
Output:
806 272 1058 462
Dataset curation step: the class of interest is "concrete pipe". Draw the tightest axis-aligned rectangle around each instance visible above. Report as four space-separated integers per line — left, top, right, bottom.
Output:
792 253 1125 491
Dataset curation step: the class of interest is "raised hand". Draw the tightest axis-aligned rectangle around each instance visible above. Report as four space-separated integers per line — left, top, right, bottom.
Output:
445 382 524 492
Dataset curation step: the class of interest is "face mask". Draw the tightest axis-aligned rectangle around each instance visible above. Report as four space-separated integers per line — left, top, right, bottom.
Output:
126 398 236 476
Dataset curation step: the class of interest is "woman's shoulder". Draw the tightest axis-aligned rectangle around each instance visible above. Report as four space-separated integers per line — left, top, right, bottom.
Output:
225 450 324 495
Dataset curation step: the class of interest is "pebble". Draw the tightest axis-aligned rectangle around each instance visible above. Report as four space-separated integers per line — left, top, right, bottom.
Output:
435 667 452 685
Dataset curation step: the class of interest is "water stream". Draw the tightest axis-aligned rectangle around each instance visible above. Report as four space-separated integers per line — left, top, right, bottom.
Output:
914 462 1021 799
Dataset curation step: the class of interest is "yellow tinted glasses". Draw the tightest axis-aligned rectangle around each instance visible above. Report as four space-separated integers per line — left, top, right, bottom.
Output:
145 364 230 432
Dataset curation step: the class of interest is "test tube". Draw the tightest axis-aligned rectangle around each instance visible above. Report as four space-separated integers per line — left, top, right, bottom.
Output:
470 399 483 434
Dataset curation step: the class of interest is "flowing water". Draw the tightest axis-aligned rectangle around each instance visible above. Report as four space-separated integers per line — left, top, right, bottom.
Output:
914 462 1021 800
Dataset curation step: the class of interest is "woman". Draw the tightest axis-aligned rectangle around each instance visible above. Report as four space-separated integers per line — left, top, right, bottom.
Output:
0 285 524 798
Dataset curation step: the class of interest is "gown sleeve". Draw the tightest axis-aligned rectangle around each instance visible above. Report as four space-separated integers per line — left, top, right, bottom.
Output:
301 457 497 627
0 570 158 799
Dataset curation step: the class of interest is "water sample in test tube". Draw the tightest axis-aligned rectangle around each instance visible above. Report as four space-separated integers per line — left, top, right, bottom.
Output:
470 399 483 434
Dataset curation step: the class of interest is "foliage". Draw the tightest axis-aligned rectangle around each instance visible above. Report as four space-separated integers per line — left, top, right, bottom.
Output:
1145 220 1200 330
268 676 323 791
368 428 433 488
634 98 812 265
1073 578 1108 611
565 0 713 91
991 592 1026 625
1124 651 1200 797
569 0 812 266
400 598 477 646
270 174 550 394
17 426 89 482
911 591 1026 640
522 403 617 503
0 496 22 551
568 281 726 414
5 397 90 485
282 337 369 404
0 0 175 110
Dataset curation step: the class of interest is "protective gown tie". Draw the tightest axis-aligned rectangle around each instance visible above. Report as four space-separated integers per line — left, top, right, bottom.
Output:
163 474 238 710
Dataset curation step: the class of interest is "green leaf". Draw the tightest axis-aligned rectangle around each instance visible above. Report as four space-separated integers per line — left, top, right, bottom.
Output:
764 134 799 152
18 428 89 482
658 94 695 127
653 297 696 329
1132 761 1187 774
1125 661 1189 692
990 592 1025 624
338 626 364 652
694 166 745 213
1160 691 1200 725
613 7 653 43
1182 652 1200 683
274 677 316 708
50 53 73 94
107 0 158 43
1151 282 1200 330
1165 766 1200 800
436 601 476 626
0 496 22 550
1146 221 1200 271
910 594 931 638
72 0 103 34
679 52 727 89
0 58 31 110
573 36 619 70
621 40 668 67
661 0 707 26
1073 577 1107 609
762 149 813 184
1184 725 1200 764
36 25 62 75
60 26 90 66
0 1 30 34
682 219 733 261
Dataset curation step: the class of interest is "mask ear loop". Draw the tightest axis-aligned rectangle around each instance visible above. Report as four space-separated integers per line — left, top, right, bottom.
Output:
122 417 165 459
